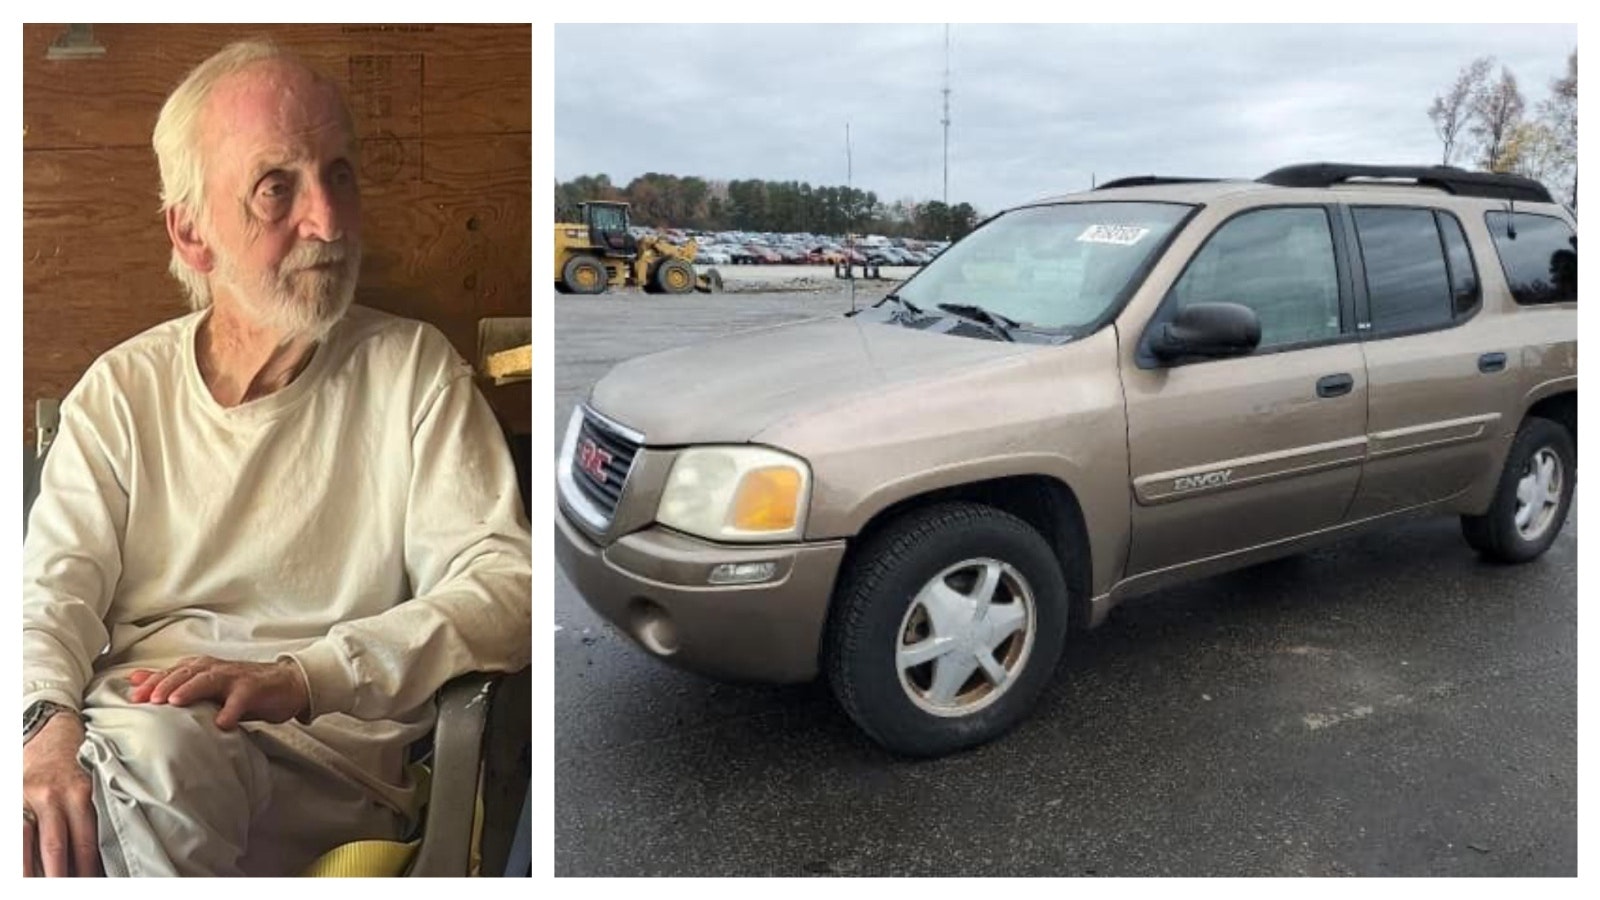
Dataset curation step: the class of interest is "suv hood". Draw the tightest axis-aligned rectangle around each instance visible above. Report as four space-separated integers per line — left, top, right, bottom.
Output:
589 316 1038 445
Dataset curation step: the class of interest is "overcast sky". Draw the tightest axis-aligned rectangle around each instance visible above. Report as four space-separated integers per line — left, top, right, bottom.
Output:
554 23 1575 214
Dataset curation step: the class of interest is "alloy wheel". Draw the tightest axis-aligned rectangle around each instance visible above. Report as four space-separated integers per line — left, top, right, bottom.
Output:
894 558 1037 718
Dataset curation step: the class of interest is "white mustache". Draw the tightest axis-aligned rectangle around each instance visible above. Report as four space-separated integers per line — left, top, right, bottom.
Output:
284 242 355 271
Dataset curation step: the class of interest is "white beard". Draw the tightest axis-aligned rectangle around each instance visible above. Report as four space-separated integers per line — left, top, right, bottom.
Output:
213 240 362 343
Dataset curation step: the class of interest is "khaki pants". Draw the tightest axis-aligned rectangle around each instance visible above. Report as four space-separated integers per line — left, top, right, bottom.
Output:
76 673 412 877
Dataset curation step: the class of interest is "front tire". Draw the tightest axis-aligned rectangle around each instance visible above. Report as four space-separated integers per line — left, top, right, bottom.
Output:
654 259 696 294
823 503 1069 757
1461 417 1575 563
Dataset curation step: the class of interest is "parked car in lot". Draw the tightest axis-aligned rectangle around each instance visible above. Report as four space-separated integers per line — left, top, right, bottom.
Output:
694 247 731 266
744 245 782 264
557 163 1576 757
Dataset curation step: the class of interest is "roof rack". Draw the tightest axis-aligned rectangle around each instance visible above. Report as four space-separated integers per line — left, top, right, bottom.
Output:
1257 163 1553 204
1095 176 1221 191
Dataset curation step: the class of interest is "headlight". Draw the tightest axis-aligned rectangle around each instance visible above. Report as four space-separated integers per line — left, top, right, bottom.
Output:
657 446 811 542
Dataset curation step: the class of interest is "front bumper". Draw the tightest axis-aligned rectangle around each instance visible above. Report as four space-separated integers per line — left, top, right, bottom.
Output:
554 509 847 683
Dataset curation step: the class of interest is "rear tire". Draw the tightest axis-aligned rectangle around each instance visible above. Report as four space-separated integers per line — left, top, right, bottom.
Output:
1461 417 1575 563
561 255 607 295
823 502 1069 758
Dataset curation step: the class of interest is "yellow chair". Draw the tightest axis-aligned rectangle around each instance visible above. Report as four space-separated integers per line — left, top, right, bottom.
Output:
303 665 529 876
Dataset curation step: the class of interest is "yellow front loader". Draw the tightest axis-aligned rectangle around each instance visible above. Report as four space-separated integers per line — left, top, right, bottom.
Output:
554 201 722 295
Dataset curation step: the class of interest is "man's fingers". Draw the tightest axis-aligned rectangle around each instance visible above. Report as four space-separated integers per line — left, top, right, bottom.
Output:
214 689 249 731
64 789 100 878
130 669 173 702
137 657 211 703
34 805 69 878
129 674 156 702
127 670 153 686
148 666 202 704
166 670 224 706
23 814 36 877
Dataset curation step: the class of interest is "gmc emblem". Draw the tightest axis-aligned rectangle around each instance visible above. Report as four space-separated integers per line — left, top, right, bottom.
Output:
577 438 613 484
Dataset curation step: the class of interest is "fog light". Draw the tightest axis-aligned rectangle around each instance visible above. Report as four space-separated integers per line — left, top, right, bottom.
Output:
631 601 679 655
708 561 779 585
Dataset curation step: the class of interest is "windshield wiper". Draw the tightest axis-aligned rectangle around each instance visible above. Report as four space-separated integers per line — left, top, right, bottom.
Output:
936 302 1017 341
865 292 929 324
882 293 924 317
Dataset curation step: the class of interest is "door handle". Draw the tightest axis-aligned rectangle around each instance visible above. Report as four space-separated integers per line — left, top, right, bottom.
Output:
1479 352 1507 373
1316 373 1354 398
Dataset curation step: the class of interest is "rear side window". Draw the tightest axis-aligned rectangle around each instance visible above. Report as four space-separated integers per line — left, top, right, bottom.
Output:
1484 212 1577 305
1353 207 1452 333
1437 212 1480 317
1169 207 1341 349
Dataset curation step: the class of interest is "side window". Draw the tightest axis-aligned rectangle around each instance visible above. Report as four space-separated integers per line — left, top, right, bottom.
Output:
1484 212 1577 305
1169 207 1341 349
1353 207 1452 333
1437 211 1480 317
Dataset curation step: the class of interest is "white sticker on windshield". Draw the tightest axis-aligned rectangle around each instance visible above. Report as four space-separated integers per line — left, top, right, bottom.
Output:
1077 224 1150 246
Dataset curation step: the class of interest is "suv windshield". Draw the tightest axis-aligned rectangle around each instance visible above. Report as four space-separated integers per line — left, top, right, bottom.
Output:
895 201 1193 330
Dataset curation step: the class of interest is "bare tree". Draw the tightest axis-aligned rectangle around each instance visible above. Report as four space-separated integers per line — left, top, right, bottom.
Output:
1471 66 1526 172
1429 57 1492 166
1539 49 1577 207
1501 121 1564 187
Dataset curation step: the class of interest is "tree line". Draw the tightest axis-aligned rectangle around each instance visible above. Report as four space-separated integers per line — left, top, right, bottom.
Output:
555 172 981 240
1428 49 1576 207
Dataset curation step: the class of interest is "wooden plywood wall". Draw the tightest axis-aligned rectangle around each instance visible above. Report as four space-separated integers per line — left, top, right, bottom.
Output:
22 23 532 444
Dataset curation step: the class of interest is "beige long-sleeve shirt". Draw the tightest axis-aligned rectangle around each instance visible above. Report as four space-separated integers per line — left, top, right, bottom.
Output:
22 305 531 777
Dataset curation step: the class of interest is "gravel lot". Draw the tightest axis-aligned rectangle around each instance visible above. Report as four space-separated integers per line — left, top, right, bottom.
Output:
552 282 1577 877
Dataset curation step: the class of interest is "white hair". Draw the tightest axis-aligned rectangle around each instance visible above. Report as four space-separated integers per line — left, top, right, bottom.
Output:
151 40 355 311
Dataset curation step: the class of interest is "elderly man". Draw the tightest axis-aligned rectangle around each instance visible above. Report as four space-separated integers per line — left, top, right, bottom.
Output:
21 41 532 876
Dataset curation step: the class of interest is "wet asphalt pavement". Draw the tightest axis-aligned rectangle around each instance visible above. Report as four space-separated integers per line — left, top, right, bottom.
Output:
552 287 1576 877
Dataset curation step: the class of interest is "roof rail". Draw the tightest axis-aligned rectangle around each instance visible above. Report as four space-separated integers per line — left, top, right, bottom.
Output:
1258 163 1553 204
1095 175 1221 191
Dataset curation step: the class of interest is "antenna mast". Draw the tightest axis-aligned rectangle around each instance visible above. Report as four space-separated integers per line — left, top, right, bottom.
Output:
941 24 951 209
847 120 856 311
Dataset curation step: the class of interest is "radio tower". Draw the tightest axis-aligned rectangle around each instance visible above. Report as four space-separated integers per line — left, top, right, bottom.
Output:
941 24 951 209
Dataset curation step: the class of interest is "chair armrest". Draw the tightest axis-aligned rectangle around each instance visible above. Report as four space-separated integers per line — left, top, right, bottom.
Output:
407 672 497 877
476 666 530 875
407 666 532 877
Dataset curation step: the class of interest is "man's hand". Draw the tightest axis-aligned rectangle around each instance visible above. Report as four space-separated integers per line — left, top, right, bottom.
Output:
128 657 310 730
22 712 98 877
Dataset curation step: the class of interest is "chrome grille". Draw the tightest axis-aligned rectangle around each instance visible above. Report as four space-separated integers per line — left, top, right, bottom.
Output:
570 411 640 522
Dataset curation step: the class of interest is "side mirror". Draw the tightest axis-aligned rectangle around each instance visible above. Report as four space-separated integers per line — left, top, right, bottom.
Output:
1149 302 1262 362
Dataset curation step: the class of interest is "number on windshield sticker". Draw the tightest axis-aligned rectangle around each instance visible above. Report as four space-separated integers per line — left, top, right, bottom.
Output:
1076 224 1150 246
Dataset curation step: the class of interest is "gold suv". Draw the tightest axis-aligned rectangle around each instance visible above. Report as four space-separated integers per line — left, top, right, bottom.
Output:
557 163 1577 757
